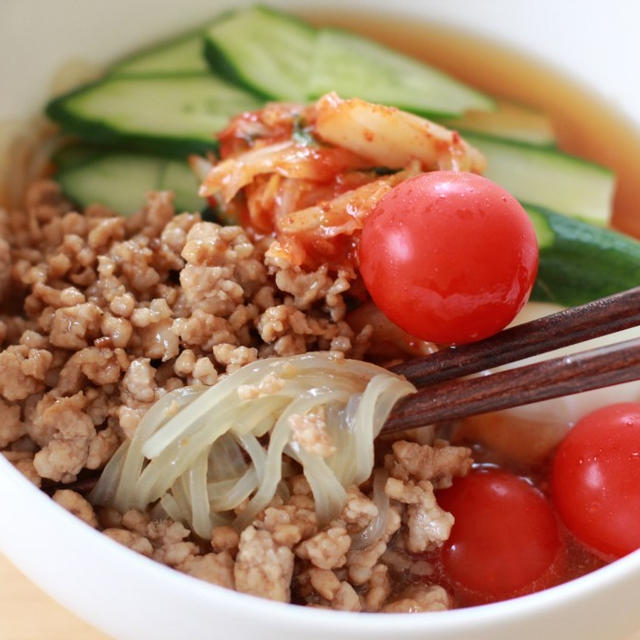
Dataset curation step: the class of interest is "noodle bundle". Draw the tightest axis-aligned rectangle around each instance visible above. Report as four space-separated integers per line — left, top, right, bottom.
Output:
92 352 415 538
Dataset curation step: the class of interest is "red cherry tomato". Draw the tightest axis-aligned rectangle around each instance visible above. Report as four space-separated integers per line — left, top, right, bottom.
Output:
436 468 563 604
552 402 640 560
359 171 539 345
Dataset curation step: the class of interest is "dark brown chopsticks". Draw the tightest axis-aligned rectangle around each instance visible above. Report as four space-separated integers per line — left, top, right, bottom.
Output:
383 286 640 434
391 285 640 387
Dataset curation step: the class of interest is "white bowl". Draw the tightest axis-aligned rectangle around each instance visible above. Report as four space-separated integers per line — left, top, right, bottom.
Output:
1 1 640 639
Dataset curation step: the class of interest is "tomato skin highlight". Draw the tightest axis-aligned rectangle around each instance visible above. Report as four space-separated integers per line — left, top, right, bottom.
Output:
552 402 640 560
436 468 563 604
358 171 539 345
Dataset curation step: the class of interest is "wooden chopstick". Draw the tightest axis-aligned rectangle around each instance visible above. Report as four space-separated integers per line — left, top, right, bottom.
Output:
382 286 640 434
383 335 640 434
391 285 640 387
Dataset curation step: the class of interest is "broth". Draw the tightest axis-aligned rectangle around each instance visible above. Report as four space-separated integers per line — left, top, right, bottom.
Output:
305 9 640 238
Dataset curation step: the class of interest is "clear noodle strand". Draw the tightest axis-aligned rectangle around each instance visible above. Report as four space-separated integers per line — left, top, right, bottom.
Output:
92 353 415 538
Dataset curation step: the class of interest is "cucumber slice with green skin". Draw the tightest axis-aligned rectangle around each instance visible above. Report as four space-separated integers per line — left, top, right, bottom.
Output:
109 32 209 76
464 132 615 225
56 151 205 215
204 6 315 102
308 28 494 118
440 100 556 147
46 75 263 156
525 203 640 306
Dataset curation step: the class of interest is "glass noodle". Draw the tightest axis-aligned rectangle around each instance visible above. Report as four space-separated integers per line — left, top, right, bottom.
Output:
91 352 415 539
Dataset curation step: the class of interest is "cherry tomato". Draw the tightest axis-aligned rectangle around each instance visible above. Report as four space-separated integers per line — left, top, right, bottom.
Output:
552 402 640 560
358 171 539 345
436 468 563 604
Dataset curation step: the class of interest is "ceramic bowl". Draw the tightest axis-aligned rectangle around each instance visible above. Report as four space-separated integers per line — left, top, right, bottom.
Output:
1 1 639 639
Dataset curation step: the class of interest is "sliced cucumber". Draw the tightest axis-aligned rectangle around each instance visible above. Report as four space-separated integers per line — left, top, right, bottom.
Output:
203 7 493 117
161 160 206 213
109 31 209 76
56 150 205 214
525 203 640 306
441 100 556 147
308 28 494 117
46 75 262 156
464 132 615 225
204 6 315 101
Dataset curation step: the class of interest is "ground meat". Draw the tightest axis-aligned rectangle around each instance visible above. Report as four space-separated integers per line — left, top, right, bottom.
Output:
288 408 336 458
0 345 50 401
192 356 218 385
29 392 96 482
180 223 264 317
237 372 285 400
256 304 353 352
100 508 218 570
212 343 257 371
0 398 25 448
210 525 240 554
341 486 378 532
103 528 154 557
300 566 362 611
331 582 361 611
86 427 120 469
387 440 472 489
296 526 351 570
119 358 157 437
100 314 133 348
308 567 341 600
52 489 98 528
235 525 295 602
180 552 235 589
49 303 102 349
274 265 334 310
154 539 200 567
262 503 318 548
0 183 471 613
363 564 392 612
57 347 123 394
385 477 454 553
121 358 156 404
346 507 402 586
